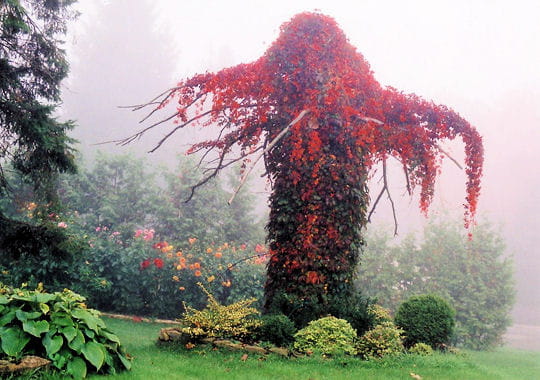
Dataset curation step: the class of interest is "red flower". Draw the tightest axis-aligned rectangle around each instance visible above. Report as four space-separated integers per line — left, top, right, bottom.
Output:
154 258 164 269
140 259 151 270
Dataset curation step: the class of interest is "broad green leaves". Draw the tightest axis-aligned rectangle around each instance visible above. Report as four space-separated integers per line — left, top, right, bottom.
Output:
43 332 63 356
67 357 87 379
0 327 30 357
22 319 49 337
0 284 131 377
81 341 105 370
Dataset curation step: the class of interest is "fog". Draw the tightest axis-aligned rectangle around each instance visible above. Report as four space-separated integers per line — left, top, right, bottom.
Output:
61 0 540 326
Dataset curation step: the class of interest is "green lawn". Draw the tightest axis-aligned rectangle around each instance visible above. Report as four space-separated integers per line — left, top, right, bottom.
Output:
78 317 540 380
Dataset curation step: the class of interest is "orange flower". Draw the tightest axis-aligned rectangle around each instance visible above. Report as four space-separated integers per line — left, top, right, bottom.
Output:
222 280 231 287
206 247 213 253
179 286 185 291
176 251 183 257
207 275 215 283
194 270 202 277
166 252 173 259
172 275 180 282
188 237 197 245
162 244 174 253
214 252 222 259
193 262 201 269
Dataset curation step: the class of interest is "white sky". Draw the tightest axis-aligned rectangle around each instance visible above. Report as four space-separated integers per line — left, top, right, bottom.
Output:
155 0 540 106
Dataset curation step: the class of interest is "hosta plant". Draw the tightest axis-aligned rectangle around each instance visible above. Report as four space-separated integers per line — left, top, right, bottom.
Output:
0 283 131 378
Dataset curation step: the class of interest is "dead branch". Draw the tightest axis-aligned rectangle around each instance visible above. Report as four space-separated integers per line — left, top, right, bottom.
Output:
367 185 385 223
228 109 310 204
437 145 463 170
118 86 182 111
144 110 214 152
367 158 399 235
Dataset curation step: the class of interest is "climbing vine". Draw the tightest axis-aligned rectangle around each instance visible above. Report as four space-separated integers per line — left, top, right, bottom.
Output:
123 13 483 324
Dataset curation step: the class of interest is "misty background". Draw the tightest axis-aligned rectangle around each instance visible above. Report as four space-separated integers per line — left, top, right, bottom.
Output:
60 0 540 326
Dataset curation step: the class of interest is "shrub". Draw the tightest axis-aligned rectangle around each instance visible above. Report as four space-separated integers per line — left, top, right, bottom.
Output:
293 316 357 356
367 304 392 326
408 342 433 355
267 291 372 336
0 283 130 378
256 314 297 347
356 321 404 359
179 283 261 342
395 294 455 348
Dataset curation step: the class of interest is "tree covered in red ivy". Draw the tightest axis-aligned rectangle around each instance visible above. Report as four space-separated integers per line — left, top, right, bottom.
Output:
124 12 483 326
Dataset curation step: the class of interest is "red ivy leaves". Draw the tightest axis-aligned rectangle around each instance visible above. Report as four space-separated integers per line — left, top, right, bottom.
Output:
162 12 482 225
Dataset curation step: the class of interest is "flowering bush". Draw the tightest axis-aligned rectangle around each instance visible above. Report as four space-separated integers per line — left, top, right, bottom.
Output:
75 225 267 318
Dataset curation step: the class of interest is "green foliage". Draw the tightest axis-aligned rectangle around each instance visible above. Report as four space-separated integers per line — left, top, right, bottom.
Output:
179 283 261 342
0 284 130 378
266 290 373 336
356 321 404 359
395 294 455 349
0 0 77 200
152 157 264 246
0 213 89 292
57 153 265 246
357 218 515 349
256 314 297 347
293 316 358 356
367 304 392 326
57 152 161 236
409 342 434 355
0 0 78 292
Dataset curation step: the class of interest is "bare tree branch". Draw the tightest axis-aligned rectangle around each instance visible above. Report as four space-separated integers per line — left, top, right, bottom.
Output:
437 145 463 170
382 158 399 236
367 158 399 235
148 110 213 152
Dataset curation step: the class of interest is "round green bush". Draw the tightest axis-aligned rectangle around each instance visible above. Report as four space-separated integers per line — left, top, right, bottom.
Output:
356 321 404 359
395 294 455 348
257 314 297 347
408 342 434 355
293 316 357 356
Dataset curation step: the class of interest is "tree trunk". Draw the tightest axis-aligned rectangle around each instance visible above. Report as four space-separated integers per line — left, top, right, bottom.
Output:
263 118 369 327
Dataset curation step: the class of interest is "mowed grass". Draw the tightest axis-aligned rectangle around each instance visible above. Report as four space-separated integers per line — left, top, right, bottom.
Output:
81 317 539 380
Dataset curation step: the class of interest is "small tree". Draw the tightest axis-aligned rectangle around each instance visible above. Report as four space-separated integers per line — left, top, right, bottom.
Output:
122 13 483 325
0 0 78 260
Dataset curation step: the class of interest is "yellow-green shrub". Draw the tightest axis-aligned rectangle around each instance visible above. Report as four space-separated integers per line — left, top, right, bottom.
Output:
356 322 404 359
367 304 392 326
179 283 260 341
293 316 357 356
409 342 433 355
